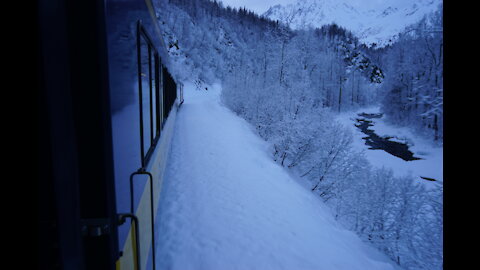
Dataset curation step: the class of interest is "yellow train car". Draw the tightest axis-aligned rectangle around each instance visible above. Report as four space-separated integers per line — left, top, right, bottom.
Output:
37 1 183 269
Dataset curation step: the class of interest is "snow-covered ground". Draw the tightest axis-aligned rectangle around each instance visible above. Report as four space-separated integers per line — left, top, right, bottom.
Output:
155 82 397 270
336 107 443 190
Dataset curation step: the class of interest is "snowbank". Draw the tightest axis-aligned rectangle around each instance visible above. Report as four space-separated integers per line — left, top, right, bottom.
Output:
155 82 396 270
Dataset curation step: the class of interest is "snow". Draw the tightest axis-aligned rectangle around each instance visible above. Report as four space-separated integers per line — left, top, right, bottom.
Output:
154 82 397 270
263 0 442 47
336 107 443 189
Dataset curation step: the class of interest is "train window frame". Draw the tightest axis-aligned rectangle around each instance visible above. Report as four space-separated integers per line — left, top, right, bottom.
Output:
136 20 163 168
136 19 178 169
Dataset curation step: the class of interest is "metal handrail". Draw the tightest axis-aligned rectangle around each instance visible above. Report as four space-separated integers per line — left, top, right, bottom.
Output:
130 169 156 270
118 213 141 270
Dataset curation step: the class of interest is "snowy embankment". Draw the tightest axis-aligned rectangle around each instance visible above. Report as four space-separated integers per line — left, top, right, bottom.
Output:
336 107 443 190
155 82 396 270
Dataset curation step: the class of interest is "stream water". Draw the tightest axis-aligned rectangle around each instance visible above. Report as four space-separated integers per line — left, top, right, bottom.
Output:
354 113 422 162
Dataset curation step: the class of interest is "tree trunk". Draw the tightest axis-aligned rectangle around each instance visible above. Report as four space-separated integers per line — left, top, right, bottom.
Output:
351 71 355 106
279 40 286 85
338 78 343 113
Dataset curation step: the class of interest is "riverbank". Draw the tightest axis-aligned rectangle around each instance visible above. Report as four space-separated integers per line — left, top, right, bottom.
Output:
336 107 443 189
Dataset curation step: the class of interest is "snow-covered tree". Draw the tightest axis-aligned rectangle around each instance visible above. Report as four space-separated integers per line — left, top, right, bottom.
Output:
379 7 443 142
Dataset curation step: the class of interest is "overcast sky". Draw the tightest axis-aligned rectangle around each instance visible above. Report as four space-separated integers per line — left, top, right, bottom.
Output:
217 0 296 15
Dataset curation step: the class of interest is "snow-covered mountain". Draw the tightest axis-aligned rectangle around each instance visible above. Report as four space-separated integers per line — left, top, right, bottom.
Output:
263 0 442 47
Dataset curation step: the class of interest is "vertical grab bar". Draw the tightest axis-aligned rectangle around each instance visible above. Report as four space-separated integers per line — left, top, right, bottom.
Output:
118 213 141 270
130 169 156 270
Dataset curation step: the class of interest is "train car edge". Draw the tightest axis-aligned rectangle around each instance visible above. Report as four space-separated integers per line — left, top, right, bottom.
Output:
38 0 182 269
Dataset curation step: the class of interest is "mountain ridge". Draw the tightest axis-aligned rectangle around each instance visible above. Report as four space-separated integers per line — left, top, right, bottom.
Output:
263 0 442 47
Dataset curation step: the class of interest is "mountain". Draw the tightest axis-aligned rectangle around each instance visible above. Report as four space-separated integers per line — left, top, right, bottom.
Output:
263 0 442 47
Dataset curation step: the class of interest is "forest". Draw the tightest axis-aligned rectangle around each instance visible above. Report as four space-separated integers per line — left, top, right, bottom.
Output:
146 0 444 268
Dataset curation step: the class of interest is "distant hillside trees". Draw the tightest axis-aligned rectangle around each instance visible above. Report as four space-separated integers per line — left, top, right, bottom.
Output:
379 8 443 142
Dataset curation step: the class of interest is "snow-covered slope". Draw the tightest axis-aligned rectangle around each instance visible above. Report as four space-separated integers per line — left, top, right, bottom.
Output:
263 0 442 47
155 82 397 269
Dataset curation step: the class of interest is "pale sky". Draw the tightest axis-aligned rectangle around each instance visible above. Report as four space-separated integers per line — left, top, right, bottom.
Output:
217 0 297 15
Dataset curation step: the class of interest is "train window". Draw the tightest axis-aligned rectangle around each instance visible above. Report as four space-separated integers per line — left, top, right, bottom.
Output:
136 20 177 169
162 65 177 120
154 55 163 137
136 20 161 168
138 36 151 157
